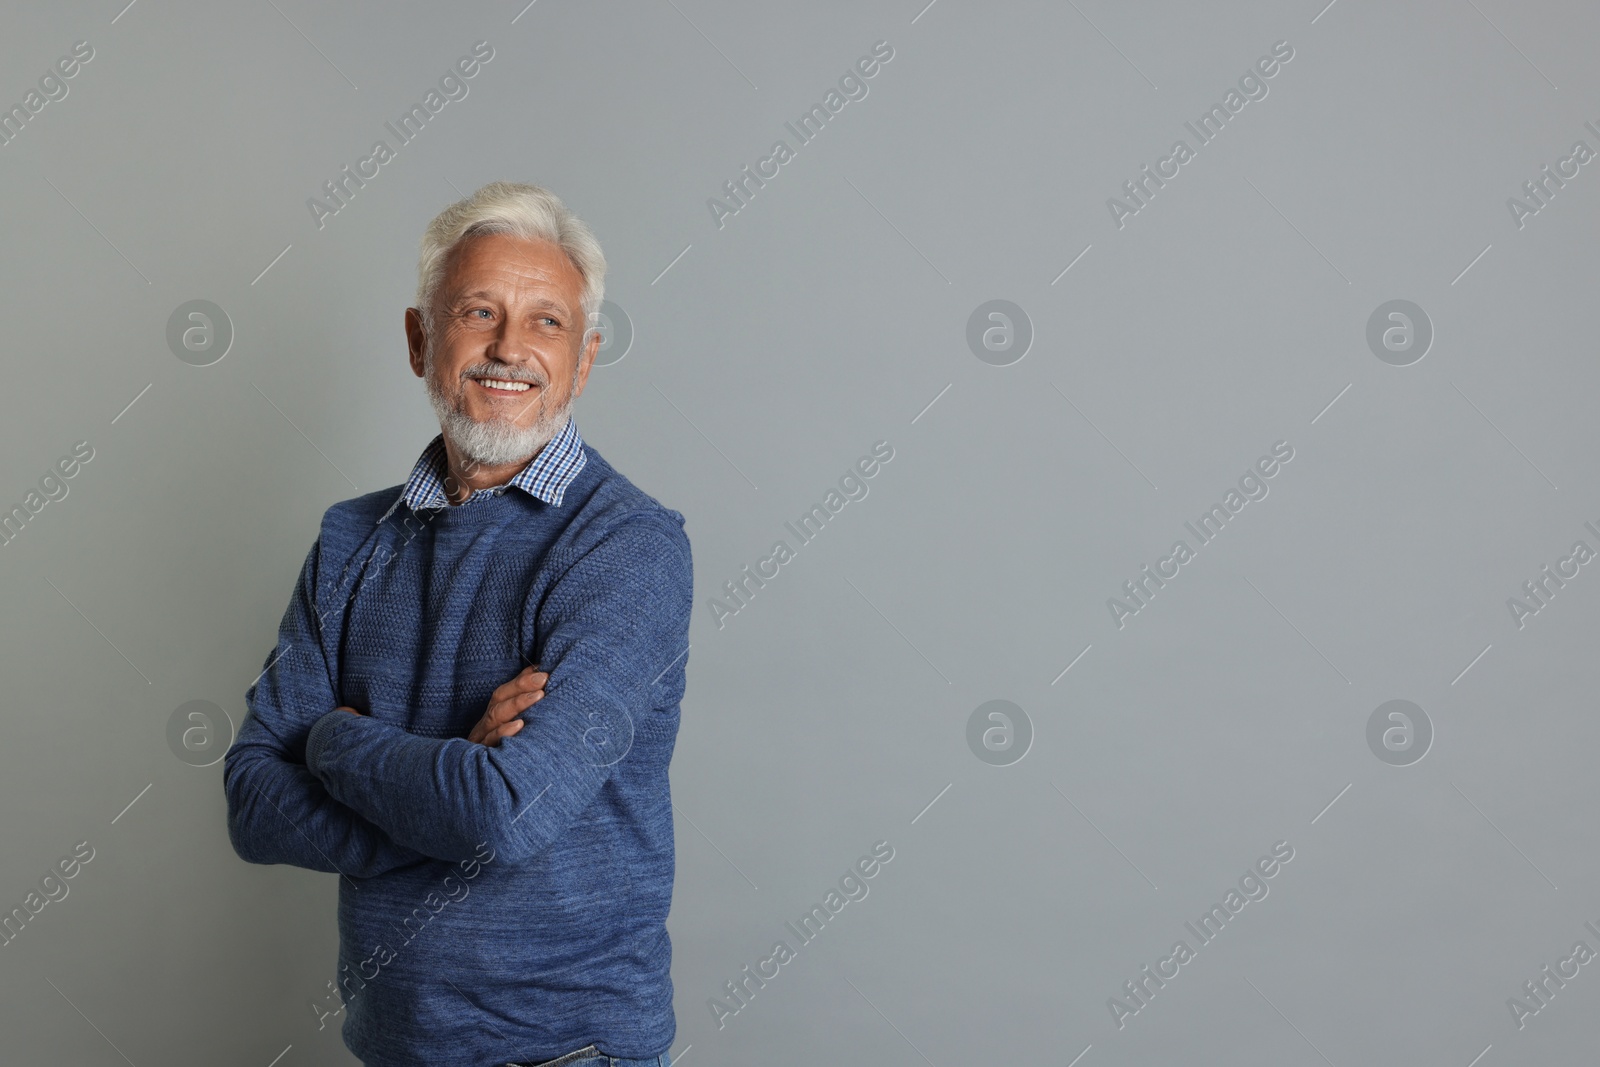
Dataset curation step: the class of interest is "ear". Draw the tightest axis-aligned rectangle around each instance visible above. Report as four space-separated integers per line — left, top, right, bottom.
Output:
405 307 427 377
572 319 601 397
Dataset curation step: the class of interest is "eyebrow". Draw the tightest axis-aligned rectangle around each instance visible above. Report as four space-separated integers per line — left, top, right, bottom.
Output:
454 290 571 316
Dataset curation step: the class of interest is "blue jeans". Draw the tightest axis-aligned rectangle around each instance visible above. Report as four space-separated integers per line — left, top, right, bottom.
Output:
506 1044 670 1067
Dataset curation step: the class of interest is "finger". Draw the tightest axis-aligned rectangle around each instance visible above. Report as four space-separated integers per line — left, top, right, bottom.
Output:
484 689 534 726
487 667 535 704
477 667 548 741
488 675 548 718
485 678 534 717
485 718 526 747
511 667 548 692
470 697 519 743
474 688 536 742
486 679 540 719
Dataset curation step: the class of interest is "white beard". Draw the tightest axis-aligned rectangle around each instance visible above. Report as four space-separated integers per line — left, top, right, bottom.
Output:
423 353 576 468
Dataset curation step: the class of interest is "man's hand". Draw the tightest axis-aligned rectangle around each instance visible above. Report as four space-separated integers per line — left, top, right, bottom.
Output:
331 667 545 747
467 665 549 747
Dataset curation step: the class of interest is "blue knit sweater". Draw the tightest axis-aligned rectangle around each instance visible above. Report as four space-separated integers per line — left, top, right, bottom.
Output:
223 441 693 1067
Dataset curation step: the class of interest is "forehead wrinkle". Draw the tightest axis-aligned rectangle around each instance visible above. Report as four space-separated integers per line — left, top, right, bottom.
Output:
455 287 568 312
451 233 580 290
444 250 580 318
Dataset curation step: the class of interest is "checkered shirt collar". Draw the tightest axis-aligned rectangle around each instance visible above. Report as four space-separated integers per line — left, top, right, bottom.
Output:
398 415 587 513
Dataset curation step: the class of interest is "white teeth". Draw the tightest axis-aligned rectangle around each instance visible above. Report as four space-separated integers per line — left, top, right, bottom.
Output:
476 378 531 392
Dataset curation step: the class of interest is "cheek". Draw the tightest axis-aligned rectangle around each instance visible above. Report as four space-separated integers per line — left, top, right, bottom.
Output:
538 341 581 386
433 331 484 377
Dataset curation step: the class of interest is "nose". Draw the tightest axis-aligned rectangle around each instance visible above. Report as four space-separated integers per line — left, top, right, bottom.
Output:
486 319 542 379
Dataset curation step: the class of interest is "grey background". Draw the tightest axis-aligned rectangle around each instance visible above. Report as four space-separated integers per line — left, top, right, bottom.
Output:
0 0 1594 1064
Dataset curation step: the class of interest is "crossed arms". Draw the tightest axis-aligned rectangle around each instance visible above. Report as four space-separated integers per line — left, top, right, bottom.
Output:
222 517 690 876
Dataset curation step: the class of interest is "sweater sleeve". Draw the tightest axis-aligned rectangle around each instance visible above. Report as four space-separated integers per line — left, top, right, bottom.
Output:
302 517 692 866
223 536 434 877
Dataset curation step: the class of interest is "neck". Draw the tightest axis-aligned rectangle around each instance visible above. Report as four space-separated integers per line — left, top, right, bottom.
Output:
440 435 545 505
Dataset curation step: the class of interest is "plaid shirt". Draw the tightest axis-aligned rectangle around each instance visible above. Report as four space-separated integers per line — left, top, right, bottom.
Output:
394 415 588 514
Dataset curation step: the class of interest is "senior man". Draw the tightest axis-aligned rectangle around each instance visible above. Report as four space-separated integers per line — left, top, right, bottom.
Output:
223 181 692 1067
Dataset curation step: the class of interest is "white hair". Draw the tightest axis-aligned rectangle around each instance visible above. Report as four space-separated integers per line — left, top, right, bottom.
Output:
415 180 606 334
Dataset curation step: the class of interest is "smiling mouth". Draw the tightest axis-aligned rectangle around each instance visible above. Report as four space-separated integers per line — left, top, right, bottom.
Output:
470 376 537 395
